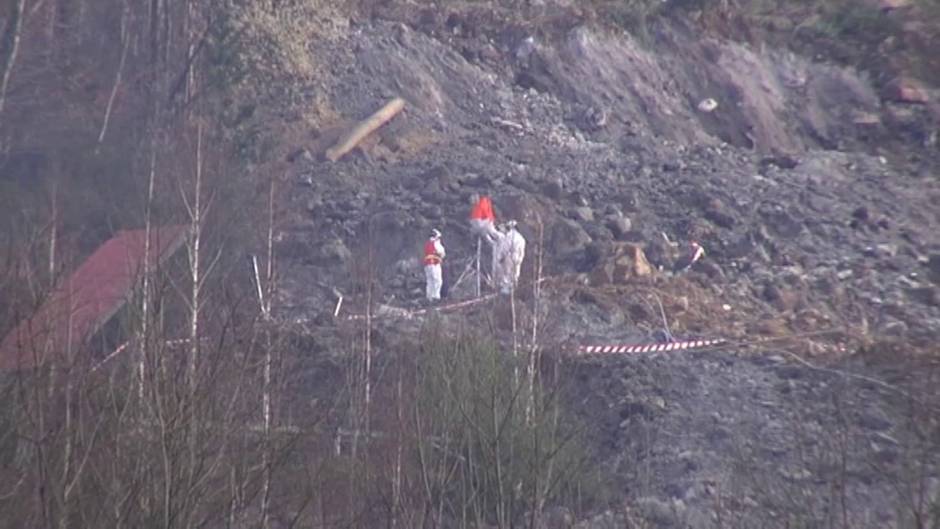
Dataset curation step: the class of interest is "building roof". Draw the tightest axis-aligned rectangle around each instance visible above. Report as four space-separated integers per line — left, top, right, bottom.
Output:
0 225 187 371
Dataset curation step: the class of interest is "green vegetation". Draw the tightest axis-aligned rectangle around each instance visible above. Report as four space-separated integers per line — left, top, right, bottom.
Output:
410 328 606 527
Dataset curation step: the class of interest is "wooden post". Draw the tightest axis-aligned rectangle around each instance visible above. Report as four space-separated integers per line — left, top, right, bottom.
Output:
476 238 481 297
326 97 406 162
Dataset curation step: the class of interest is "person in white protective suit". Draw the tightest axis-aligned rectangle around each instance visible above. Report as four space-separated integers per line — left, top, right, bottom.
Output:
490 223 506 291
423 229 446 301
494 220 526 294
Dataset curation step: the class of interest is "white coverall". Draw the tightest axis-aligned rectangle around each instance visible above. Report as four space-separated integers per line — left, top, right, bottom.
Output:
424 239 446 301
494 227 526 294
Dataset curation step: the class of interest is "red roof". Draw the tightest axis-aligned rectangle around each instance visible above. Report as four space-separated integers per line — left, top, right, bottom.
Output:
0 225 187 371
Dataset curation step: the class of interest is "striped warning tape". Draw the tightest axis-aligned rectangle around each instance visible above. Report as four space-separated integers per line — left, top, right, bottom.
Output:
576 338 726 356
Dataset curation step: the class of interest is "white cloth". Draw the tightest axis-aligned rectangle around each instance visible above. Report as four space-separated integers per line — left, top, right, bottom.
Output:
430 238 446 260
506 228 526 284
493 228 526 294
490 231 506 290
425 264 442 301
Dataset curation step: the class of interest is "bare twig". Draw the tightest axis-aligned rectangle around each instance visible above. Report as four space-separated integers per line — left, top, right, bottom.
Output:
0 0 27 118
96 2 130 150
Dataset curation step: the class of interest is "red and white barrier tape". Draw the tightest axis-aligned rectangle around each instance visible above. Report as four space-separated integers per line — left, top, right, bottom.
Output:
576 338 726 356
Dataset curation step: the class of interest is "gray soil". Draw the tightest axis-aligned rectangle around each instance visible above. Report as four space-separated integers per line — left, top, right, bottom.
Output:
271 2 940 526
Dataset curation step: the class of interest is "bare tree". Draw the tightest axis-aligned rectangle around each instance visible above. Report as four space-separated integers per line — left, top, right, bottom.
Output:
0 0 28 118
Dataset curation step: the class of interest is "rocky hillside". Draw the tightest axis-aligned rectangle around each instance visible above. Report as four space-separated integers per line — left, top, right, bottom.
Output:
277 2 939 352
264 1 940 526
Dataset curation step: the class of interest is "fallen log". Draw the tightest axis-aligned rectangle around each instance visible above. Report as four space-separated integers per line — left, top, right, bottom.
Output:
325 97 406 162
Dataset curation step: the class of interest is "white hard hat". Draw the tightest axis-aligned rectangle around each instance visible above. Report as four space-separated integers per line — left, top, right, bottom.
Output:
430 229 442 239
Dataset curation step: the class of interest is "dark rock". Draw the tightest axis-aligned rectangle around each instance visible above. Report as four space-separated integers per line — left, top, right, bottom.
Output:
542 178 563 200
463 173 492 187
760 154 799 170
287 147 314 163
762 209 804 238
403 175 425 190
644 239 680 270
572 206 594 222
422 204 443 218
628 302 651 320
907 286 938 306
776 366 804 380
584 223 613 243
879 318 908 336
618 401 654 420
852 206 870 222
509 173 538 192
691 259 724 278
704 198 736 229
495 194 545 225
725 234 757 259
927 254 940 284
606 215 633 239
419 179 444 202
570 192 589 207
549 218 592 256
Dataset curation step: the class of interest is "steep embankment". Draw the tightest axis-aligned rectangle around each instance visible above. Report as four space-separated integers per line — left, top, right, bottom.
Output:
278 6 939 352
270 2 939 526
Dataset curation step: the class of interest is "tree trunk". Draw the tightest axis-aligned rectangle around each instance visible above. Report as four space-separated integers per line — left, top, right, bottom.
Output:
0 0 28 118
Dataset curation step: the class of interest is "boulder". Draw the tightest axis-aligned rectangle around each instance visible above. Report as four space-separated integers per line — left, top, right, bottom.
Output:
572 206 594 222
541 178 564 200
495 194 545 225
762 209 804 238
589 263 615 286
605 214 633 239
762 283 801 312
907 286 938 307
927 254 940 284
759 154 799 170
550 218 593 256
703 198 736 229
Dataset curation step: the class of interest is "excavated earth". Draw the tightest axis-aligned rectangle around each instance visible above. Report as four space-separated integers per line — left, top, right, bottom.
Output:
270 2 940 527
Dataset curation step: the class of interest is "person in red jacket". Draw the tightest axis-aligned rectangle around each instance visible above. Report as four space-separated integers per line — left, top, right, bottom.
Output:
469 194 499 243
423 229 446 301
469 194 500 295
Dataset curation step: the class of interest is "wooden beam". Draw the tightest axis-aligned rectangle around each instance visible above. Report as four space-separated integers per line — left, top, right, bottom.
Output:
325 97 406 162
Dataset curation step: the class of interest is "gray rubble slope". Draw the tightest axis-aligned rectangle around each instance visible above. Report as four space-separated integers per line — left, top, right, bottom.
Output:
279 19 939 347
273 13 940 528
